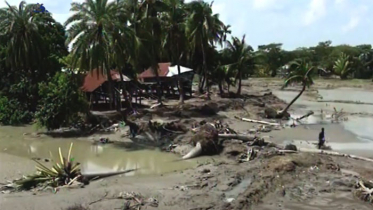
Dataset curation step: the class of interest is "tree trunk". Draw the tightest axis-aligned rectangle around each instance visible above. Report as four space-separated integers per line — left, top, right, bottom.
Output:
282 84 306 114
198 70 205 93
218 81 224 95
236 68 242 95
177 64 184 104
106 68 114 110
118 68 133 111
201 42 210 100
152 63 162 104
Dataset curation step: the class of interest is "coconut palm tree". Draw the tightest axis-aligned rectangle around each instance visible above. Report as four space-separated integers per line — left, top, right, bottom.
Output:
333 52 353 79
138 0 169 104
185 0 224 99
0 1 48 76
225 35 253 95
280 59 314 115
162 0 188 104
65 0 134 110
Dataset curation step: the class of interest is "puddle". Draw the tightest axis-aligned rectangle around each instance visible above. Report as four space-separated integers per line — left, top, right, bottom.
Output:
0 126 200 176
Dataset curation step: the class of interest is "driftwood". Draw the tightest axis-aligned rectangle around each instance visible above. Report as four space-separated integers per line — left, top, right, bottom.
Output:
296 111 314 121
235 116 279 126
278 148 373 163
218 134 258 142
82 169 138 179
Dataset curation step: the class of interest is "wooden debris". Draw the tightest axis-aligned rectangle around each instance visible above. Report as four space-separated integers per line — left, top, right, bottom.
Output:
235 116 280 126
295 111 314 121
218 134 259 142
278 148 373 163
355 180 373 203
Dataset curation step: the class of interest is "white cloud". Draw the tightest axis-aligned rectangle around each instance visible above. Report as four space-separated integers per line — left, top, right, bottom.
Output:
303 0 327 25
342 16 359 32
341 4 368 32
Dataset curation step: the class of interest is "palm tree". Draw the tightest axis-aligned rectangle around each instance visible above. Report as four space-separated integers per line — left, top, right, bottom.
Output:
0 1 48 77
185 1 224 99
221 24 231 47
162 0 187 104
280 60 314 115
333 52 352 79
225 35 253 95
65 0 133 110
138 0 169 104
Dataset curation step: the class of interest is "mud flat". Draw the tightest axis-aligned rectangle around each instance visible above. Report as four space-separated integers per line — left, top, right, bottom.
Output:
1 78 373 210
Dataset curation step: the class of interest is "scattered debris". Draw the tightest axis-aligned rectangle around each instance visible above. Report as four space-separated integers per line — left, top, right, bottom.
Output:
355 180 373 203
117 191 159 209
235 116 280 126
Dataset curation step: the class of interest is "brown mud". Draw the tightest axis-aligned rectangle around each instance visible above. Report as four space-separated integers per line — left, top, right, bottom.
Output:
1 78 373 210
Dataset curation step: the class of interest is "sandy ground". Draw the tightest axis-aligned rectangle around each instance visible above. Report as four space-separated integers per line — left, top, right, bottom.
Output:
1 78 373 210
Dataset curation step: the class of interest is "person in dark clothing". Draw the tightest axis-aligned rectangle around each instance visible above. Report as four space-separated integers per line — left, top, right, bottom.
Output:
318 128 325 149
124 117 139 138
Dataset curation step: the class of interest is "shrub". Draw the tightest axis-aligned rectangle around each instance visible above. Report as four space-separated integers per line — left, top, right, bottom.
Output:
0 95 33 125
35 72 88 130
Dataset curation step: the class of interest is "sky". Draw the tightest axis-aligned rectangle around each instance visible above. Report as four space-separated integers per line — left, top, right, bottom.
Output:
1 0 373 50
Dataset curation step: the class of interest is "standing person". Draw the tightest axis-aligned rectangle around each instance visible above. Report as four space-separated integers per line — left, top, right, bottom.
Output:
318 128 325 149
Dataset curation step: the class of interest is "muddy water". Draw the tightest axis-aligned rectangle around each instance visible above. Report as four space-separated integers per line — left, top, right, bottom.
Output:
0 126 199 176
274 88 373 156
319 88 373 104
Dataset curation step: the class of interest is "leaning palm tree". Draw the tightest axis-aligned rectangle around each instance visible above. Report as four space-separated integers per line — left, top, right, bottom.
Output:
333 52 353 80
65 0 132 110
185 1 224 99
225 35 253 95
279 60 314 116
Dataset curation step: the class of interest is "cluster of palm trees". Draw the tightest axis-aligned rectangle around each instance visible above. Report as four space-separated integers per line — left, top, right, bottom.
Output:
0 0 261 110
64 0 254 105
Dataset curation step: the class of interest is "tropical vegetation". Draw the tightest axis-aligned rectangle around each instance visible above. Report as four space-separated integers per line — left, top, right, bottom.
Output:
0 0 373 127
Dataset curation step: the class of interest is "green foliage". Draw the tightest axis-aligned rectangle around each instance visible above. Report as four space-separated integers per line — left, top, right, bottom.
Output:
0 95 33 125
333 53 352 79
13 143 81 190
35 73 88 130
284 60 314 88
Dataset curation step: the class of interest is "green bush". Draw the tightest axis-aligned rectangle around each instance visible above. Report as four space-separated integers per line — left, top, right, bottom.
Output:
0 95 33 125
35 72 88 130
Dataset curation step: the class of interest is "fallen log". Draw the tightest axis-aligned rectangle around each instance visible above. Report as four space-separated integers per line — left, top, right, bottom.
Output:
296 111 314 121
235 116 279 126
82 169 138 179
278 148 373 163
218 134 258 142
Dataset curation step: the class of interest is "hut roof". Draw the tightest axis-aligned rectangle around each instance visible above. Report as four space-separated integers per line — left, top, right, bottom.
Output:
81 69 131 92
138 63 171 79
